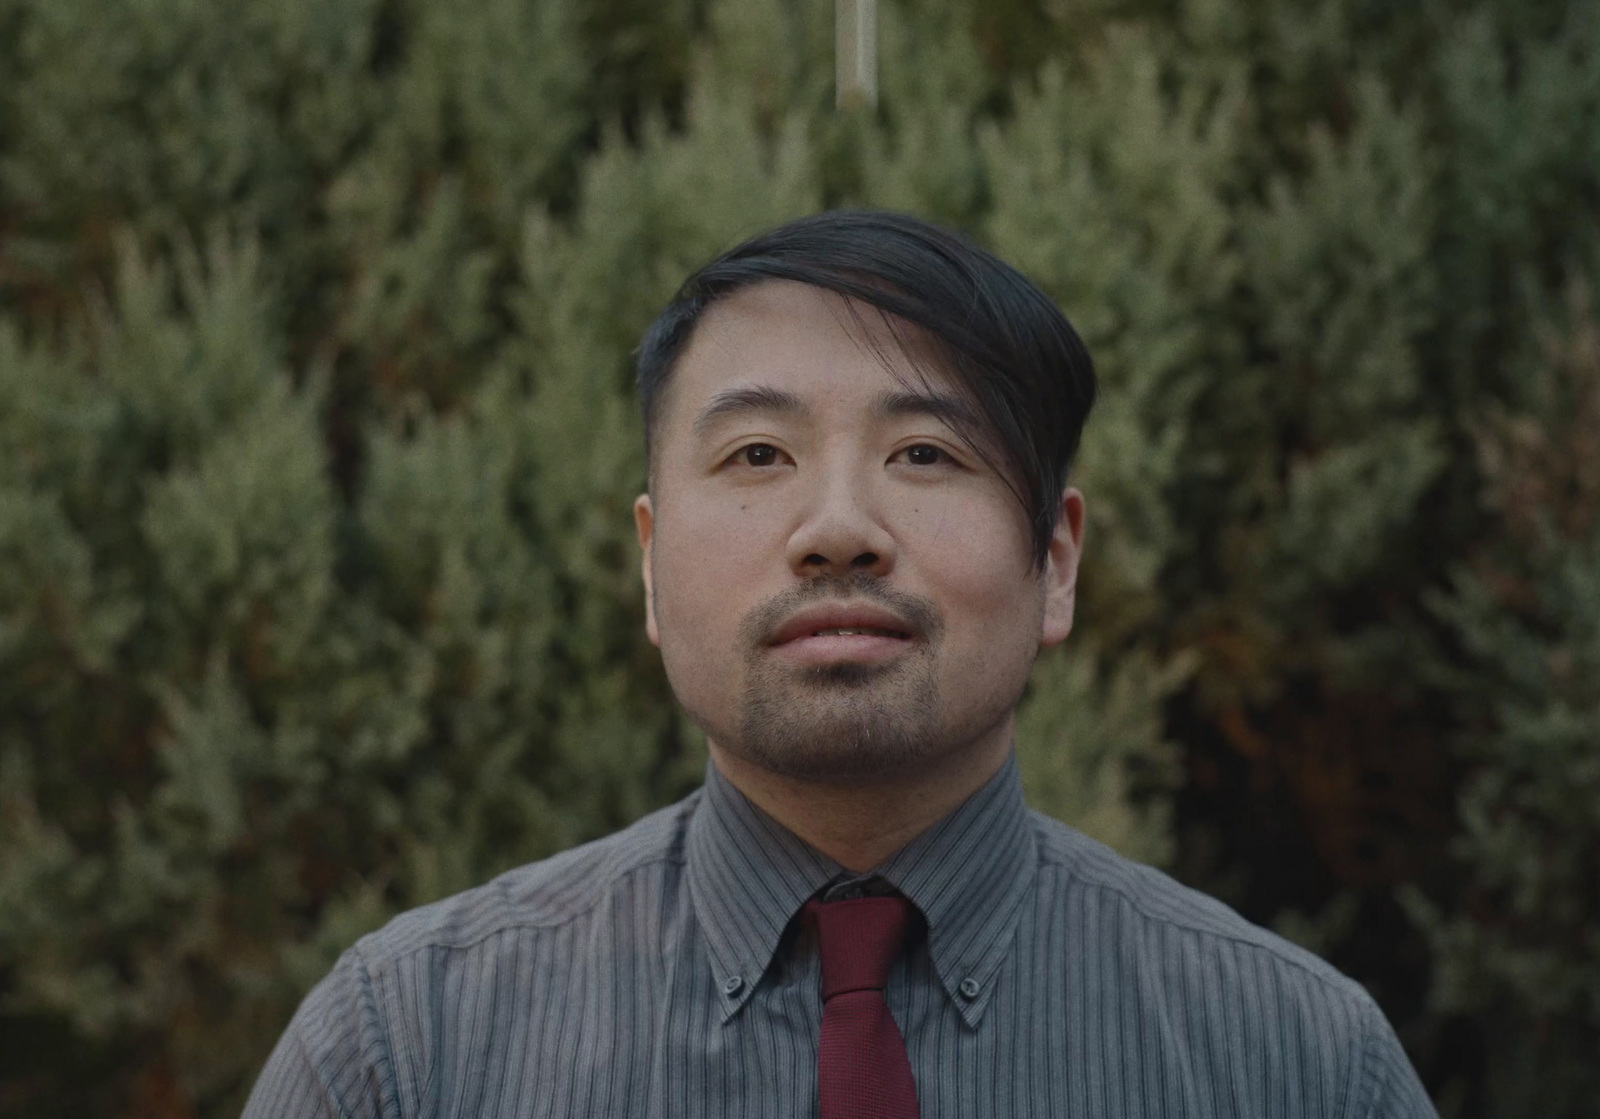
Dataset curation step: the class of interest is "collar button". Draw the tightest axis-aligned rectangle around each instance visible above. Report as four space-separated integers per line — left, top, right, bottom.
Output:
722 975 745 997
958 977 980 999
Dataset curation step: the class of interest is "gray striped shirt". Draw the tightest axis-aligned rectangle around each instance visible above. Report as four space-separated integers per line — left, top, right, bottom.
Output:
243 752 1435 1118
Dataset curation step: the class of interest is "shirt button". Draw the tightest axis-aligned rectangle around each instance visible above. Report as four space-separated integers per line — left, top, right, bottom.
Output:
958 977 981 999
722 975 744 996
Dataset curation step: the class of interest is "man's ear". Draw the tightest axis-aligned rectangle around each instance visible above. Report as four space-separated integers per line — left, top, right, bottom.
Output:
1040 486 1085 648
634 493 661 647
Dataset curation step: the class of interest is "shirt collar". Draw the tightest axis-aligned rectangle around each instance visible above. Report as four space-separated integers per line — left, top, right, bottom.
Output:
685 759 843 1021
685 751 1038 1028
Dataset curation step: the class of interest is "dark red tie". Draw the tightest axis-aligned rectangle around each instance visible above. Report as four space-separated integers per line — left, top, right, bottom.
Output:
804 895 921 1119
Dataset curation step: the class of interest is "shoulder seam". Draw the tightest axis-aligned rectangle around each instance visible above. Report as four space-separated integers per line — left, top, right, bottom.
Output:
348 940 401 1118
1349 989 1383 1119
373 848 687 963
1032 828 1365 999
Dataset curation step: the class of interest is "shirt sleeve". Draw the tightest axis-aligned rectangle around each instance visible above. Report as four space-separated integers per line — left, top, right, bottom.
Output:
1354 992 1437 1119
241 947 398 1119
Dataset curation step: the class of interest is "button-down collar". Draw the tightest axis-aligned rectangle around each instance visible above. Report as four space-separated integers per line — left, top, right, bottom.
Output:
685 751 1038 1028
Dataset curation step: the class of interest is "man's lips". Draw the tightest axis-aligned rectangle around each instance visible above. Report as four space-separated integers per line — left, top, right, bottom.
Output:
768 602 916 645
768 603 916 665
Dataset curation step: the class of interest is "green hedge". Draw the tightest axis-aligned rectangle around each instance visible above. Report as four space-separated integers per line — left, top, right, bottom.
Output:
1 1 1596 1115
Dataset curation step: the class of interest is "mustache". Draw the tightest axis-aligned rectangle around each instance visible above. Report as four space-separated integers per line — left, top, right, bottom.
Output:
738 573 944 649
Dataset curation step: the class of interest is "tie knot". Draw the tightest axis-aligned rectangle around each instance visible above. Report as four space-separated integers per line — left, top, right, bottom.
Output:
804 894 916 1000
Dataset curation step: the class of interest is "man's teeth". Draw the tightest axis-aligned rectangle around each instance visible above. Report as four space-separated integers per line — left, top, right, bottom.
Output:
812 627 903 637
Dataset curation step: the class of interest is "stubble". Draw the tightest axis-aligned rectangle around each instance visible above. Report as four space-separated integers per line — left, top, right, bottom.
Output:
733 574 948 785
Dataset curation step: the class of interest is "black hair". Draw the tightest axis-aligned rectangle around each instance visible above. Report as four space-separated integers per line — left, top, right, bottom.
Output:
634 210 1096 568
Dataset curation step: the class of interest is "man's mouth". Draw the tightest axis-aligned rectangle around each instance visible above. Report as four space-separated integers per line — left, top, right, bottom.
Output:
768 600 918 647
807 626 908 638
748 593 936 669
776 632 912 667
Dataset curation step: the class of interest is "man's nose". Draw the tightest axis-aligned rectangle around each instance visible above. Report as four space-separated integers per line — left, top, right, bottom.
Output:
785 469 897 579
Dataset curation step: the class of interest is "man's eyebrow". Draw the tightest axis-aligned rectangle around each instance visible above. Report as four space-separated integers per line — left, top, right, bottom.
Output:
692 385 808 437
872 389 983 431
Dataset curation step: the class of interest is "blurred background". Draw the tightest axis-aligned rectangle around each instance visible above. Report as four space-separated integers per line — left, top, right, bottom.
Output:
1 0 1597 1115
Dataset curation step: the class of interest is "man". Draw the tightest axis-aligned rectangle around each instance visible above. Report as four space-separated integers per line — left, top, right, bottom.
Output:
244 211 1436 1117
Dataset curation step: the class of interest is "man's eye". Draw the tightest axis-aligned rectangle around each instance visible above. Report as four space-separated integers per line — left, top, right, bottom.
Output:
738 443 780 467
901 444 946 466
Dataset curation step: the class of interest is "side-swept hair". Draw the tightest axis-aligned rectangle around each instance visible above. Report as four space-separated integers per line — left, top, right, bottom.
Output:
634 210 1096 569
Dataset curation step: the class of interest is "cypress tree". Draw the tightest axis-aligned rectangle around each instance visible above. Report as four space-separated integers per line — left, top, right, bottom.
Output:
3 1 1600 1116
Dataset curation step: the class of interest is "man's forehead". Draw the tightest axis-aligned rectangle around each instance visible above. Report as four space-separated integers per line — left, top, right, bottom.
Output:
689 383 984 441
669 280 982 427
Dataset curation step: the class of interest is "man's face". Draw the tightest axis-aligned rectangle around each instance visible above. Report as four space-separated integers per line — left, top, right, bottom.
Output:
635 280 1084 787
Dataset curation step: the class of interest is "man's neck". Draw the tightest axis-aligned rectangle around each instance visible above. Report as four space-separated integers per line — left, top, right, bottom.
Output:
706 724 1016 873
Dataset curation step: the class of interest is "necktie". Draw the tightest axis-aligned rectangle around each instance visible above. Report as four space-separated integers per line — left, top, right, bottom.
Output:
805 894 921 1119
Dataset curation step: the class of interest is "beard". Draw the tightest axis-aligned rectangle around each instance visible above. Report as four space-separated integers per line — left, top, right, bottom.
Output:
731 574 949 785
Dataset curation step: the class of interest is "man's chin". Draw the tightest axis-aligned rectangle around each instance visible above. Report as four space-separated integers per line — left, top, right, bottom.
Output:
795 660 902 687
736 740 935 785
726 643 945 781
734 696 944 785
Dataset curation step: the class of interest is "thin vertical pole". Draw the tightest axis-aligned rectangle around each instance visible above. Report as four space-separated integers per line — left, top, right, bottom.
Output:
835 0 878 109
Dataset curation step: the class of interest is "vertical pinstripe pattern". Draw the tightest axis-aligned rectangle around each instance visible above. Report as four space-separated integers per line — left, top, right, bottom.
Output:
243 753 1436 1118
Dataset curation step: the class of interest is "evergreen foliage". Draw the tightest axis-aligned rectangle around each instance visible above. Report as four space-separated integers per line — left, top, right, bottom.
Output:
1 0 1597 1115
1404 274 1600 1116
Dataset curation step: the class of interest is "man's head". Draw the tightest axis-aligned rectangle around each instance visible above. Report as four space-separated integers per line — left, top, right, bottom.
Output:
633 211 1096 788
